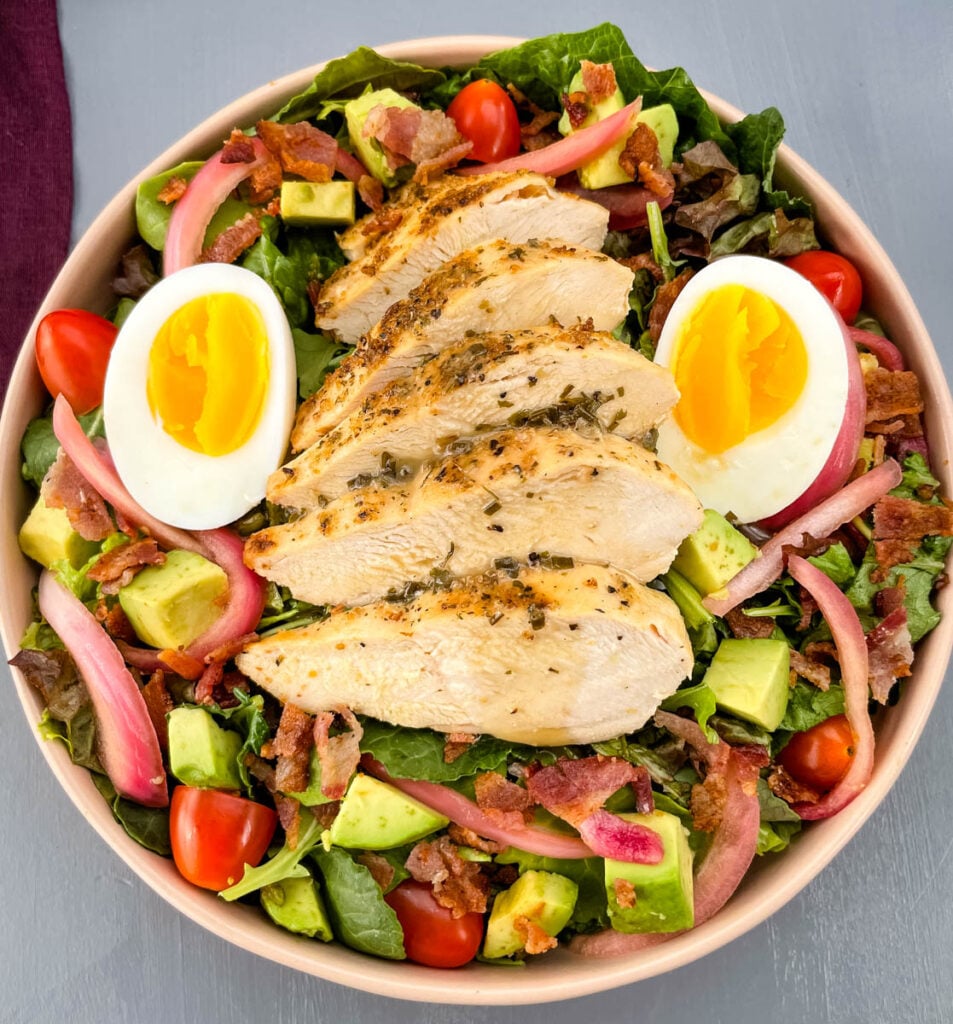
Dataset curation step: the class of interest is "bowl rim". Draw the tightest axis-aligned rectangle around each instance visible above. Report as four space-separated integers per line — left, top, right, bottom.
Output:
2 33 952 1006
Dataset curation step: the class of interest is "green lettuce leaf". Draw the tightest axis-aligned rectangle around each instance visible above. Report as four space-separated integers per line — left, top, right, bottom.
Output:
292 328 349 399
807 543 857 588
220 810 324 901
92 774 171 856
198 689 271 795
21 406 104 489
778 681 845 733
660 683 718 742
890 453 943 500
311 846 406 959
757 820 801 855
275 47 446 124
135 161 252 251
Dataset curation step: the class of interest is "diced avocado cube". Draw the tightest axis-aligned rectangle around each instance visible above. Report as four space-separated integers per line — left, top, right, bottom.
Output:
704 637 791 731
345 87 419 187
280 180 356 227
18 495 100 570
261 873 333 941
671 509 758 597
605 810 694 934
328 774 448 850
285 747 334 806
168 707 243 790
118 549 228 650
557 67 679 190
483 869 578 959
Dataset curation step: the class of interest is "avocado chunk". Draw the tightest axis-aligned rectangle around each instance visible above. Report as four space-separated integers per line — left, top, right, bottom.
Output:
704 637 791 731
18 495 100 570
285 747 334 806
118 548 228 650
558 68 678 190
327 773 448 850
671 509 758 597
483 869 578 959
280 180 356 227
167 706 242 790
605 810 694 934
261 873 333 941
345 88 419 187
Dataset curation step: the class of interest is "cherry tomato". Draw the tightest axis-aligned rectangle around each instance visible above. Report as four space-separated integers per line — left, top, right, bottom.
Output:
778 714 855 792
170 786 277 891
35 309 118 414
783 250 864 323
384 880 484 968
447 80 521 164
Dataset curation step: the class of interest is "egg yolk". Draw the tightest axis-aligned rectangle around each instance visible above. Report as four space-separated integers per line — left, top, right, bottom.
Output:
147 293 269 456
671 284 808 453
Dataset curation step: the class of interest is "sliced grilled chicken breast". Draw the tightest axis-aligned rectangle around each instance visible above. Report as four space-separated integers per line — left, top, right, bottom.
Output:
236 564 692 746
269 323 677 508
294 238 633 449
247 427 702 607
314 172 610 343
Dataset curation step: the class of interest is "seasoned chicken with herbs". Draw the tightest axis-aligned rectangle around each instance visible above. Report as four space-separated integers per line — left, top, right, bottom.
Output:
247 426 702 607
314 171 611 343
236 563 693 746
293 238 634 448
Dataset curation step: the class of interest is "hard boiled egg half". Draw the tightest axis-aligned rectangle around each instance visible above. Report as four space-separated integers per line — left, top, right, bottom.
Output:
654 255 863 525
104 264 296 530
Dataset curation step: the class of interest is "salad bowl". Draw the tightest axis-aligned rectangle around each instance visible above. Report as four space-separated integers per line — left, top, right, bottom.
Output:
2 34 952 1005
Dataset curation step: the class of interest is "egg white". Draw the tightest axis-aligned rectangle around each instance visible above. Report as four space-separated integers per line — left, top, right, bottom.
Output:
103 263 296 531
654 255 849 524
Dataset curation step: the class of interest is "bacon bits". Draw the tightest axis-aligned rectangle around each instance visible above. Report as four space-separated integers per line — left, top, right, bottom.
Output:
200 212 263 265
405 834 488 917
313 707 363 800
273 702 315 794
525 755 644 828
42 449 114 542
256 119 337 182
86 538 165 594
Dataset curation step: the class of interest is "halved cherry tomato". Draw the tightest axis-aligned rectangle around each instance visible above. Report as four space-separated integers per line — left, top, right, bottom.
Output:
447 79 521 164
384 879 484 968
35 309 118 414
170 786 277 891
783 250 863 323
778 713 855 792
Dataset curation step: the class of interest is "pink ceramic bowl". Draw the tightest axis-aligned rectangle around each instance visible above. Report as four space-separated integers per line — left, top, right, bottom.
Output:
2 35 951 1005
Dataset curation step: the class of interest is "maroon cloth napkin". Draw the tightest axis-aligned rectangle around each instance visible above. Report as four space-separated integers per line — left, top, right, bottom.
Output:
0 0 72 396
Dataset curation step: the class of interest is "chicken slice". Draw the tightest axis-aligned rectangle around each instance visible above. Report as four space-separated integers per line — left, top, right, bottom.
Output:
247 427 702 607
269 323 676 508
235 564 692 746
294 238 634 449
314 171 610 344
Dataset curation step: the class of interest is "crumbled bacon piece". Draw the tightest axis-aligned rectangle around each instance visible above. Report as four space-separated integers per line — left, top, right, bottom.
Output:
357 174 384 212
873 495 953 542
521 128 561 152
95 599 136 641
275 793 302 849
357 851 396 891
690 771 729 832
580 60 618 105
804 640 839 664
726 606 776 639
613 877 637 910
247 151 283 204
405 835 488 916
864 368 923 426
447 824 503 854
42 449 113 541
360 206 403 238
524 755 642 828
201 212 262 265
796 586 819 632
648 268 694 343
506 83 560 146
203 633 258 666
876 583 907 617
473 771 531 829
619 122 675 197
86 538 165 594
193 659 224 704
158 648 204 680
141 670 173 751
274 703 315 794
443 732 478 764
221 128 257 164
616 252 663 282
363 105 470 178
414 139 473 183
256 119 336 182
867 606 913 703
789 648 831 691
872 538 919 581
514 915 558 955
768 765 821 806
313 707 363 800
560 91 591 131
157 176 188 204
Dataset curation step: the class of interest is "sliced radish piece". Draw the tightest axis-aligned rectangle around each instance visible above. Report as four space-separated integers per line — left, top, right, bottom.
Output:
38 571 168 807
456 98 642 178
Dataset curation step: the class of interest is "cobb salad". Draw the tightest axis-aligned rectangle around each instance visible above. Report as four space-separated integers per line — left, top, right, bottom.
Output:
10 23 953 968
